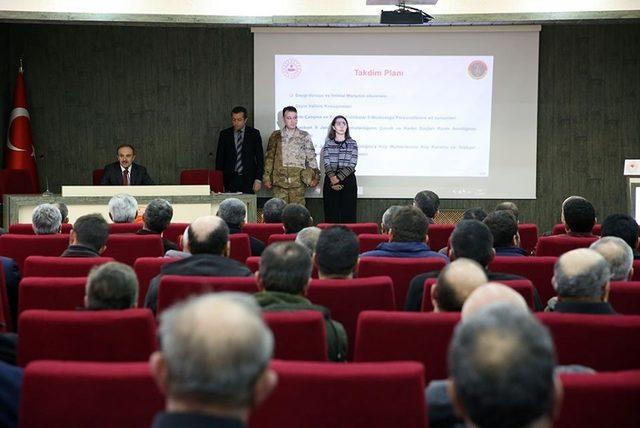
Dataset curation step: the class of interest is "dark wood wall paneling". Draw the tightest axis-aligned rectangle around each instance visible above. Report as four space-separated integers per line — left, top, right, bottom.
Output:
1 23 639 232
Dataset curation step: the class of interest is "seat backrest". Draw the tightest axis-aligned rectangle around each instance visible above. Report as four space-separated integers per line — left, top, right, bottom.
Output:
8 223 73 234
0 234 70 271
267 233 297 246
162 222 189 246
551 223 602 236
241 223 285 244
631 260 640 281
0 169 37 197
179 169 224 192
556 370 640 428
308 277 395 360
23 256 115 277
19 361 164 428
263 310 328 361
420 278 535 311
229 233 251 263
133 257 179 308
108 223 143 234
358 257 447 310
102 234 164 266
249 360 427 428
357 233 389 254
92 168 105 185
535 235 598 257
317 222 379 235
609 281 640 315
18 308 157 367
354 310 460 383
536 312 640 371
427 224 455 253
245 256 260 273
517 223 538 255
157 275 259 315
489 256 557 304
18 277 87 315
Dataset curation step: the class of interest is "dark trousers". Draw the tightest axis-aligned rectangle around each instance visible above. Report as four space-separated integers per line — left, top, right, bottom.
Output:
323 173 357 223
224 172 254 194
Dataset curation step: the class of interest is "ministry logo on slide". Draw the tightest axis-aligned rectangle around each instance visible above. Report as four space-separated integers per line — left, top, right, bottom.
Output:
467 60 488 80
281 58 302 79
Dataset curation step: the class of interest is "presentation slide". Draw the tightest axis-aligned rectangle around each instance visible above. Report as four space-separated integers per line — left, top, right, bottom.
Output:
275 55 494 177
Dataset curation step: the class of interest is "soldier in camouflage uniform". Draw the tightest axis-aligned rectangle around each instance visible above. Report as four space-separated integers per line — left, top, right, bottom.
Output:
263 106 320 206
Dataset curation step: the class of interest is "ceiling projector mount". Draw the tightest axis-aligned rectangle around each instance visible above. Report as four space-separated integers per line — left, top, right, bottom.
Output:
367 0 437 25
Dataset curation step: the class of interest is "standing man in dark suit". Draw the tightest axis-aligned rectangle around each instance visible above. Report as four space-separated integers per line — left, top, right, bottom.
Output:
215 106 264 194
100 144 154 185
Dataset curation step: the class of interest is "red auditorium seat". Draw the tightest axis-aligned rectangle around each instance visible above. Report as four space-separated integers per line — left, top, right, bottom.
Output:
229 233 251 263
308 277 395 360
8 223 73 234
102 234 164 266
108 223 142 233
354 310 460 383
0 264 8 333
245 256 260 273
249 361 427 428
357 233 389 253
420 278 535 312
179 169 224 193
266 233 297 246
609 281 640 315
0 234 70 271
535 235 598 256
632 260 640 281
517 223 538 255
551 223 601 235
133 257 179 308
263 311 327 361
163 222 189 246
18 308 157 367
556 370 640 428
157 275 259 314
0 169 38 198
427 224 455 253
241 223 285 244
18 277 87 315
489 256 557 304
536 313 640 371
317 222 379 235
23 256 115 277
357 257 447 310
92 168 105 185
19 361 164 428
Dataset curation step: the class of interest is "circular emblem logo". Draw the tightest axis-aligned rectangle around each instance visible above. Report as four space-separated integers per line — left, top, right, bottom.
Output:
468 60 488 80
281 58 302 79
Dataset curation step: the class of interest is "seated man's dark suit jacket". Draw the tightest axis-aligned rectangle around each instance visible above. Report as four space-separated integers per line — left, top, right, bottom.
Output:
100 162 154 185
215 126 264 194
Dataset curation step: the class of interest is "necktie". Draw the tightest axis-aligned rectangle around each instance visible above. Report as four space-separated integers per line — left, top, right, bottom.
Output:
122 168 129 185
235 131 243 174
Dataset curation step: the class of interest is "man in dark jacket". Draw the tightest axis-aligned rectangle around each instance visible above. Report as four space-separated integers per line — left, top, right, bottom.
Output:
484 210 528 257
61 214 109 257
136 198 178 254
100 144 154 185
217 198 264 256
254 241 348 361
144 215 252 313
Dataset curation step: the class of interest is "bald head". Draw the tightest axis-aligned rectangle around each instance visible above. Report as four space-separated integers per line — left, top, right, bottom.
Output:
554 248 610 300
432 258 488 312
590 236 633 281
462 283 529 320
185 215 229 255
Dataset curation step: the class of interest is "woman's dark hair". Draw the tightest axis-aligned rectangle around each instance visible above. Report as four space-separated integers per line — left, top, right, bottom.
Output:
327 115 351 141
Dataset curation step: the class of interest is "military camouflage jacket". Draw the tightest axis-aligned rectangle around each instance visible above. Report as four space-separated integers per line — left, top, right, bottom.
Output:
264 128 320 189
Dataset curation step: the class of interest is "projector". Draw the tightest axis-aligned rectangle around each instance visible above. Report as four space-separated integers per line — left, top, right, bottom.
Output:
367 0 437 24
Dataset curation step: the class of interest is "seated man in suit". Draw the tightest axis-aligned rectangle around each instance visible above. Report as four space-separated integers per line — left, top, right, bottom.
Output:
108 194 138 223
262 197 286 223
590 236 633 281
85 262 138 310
281 203 313 234
100 144 154 186
31 203 62 235
136 198 178 254
380 205 402 235
295 226 321 257
314 226 359 280
430 259 488 312
217 198 265 256
484 210 527 257
557 196 597 237
61 214 109 257
414 190 439 224
601 213 640 259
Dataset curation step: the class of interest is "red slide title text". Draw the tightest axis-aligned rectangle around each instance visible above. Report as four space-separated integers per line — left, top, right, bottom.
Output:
354 68 404 77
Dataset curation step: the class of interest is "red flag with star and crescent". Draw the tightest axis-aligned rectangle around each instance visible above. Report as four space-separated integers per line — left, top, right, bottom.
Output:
5 64 39 191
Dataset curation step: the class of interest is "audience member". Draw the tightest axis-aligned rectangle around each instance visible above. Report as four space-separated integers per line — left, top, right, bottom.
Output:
590 236 633 281
61 214 109 257
281 203 312 234
0 256 20 331
135 198 178 254
150 293 276 428
145 216 252 313
361 206 448 260
431 259 488 312
549 248 616 314
0 360 22 428
559 196 596 236
295 226 321 256
108 194 138 223
254 242 348 361
54 202 69 224
314 226 359 279
461 282 529 319
494 201 519 221
462 207 487 222
85 262 139 310
217 198 265 256
262 197 286 223
484 210 527 256
601 213 640 259
31 203 62 234
414 190 439 223
381 205 402 234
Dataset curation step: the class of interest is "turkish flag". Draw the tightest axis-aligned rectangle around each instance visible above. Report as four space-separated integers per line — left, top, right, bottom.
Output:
5 65 39 191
